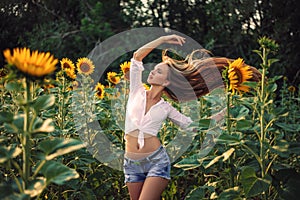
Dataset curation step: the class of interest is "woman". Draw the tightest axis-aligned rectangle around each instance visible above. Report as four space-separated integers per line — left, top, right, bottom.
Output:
124 35 192 200
123 35 260 200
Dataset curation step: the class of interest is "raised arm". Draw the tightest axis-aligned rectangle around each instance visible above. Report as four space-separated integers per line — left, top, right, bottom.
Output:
133 34 186 61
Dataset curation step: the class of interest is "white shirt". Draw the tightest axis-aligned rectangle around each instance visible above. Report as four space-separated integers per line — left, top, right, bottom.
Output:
125 58 193 148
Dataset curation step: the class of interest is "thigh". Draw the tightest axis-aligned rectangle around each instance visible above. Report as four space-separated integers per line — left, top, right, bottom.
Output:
139 177 169 200
126 182 144 200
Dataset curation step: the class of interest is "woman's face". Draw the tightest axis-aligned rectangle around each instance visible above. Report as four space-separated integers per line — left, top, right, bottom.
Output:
147 63 170 86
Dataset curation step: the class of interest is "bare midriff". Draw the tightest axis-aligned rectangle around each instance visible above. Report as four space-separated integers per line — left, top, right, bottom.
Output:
125 130 161 155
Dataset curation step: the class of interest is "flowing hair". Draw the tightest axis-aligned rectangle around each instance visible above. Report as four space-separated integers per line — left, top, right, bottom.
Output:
161 49 261 101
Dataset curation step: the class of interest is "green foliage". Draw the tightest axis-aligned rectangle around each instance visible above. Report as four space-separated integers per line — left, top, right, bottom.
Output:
162 37 300 199
0 67 83 199
1 37 299 199
1 0 300 198
240 166 271 198
121 0 299 85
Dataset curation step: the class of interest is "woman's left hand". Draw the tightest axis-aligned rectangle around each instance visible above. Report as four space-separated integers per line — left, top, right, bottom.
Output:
134 34 186 61
160 34 186 46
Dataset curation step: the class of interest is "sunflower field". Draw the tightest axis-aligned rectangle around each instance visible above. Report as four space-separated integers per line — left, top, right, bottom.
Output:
0 34 299 200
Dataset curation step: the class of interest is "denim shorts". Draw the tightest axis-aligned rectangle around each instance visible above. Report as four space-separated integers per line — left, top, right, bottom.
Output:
123 146 171 183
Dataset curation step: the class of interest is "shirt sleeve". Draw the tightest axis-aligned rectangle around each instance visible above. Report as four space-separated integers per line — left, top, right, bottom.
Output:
130 58 144 92
167 104 193 129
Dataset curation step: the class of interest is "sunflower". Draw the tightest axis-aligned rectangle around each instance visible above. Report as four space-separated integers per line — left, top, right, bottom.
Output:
0 68 8 78
64 68 76 79
120 61 131 80
227 58 253 94
72 81 79 90
60 58 76 79
106 91 121 99
143 83 150 90
76 57 95 75
288 86 296 93
3 47 57 77
60 58 75 71
94 82 105 99
107 72 120 85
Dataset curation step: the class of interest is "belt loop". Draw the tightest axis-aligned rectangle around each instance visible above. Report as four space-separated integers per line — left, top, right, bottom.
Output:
146 157 151 162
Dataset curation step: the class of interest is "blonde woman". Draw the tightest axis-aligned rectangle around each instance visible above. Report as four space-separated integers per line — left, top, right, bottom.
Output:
124 35 192 200
123 35 260 200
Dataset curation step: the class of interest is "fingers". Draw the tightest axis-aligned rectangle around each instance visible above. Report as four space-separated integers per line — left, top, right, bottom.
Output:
165 34 186 46
176 35 186 46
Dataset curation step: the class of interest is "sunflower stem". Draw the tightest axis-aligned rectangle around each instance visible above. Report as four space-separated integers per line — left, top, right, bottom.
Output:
59 73 66 132
260 47 267 179
222 66 232 135
22 78 32 190
226 91 231 135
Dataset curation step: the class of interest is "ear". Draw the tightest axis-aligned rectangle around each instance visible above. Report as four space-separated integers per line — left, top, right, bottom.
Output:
162 80 170 87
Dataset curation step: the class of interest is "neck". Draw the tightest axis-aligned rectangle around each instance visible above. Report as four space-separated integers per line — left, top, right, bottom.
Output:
147 85 164 100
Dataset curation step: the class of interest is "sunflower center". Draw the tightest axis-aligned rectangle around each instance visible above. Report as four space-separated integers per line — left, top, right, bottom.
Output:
123 68 129 73
63 63 71 69
111 77 117 82
235 69 243 85
97 90 102 95
80 63 91 72
96 89 103 96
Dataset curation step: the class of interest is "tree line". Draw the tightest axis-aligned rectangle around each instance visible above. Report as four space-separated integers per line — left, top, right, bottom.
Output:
0 0 299 86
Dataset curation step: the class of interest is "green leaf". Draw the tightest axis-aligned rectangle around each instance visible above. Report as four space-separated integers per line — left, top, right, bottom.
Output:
270 75 283 82
236 120 253 131
24 178 46 198
185 187 205 199
38 138 84 160
174 146 215 170
275 122 300 132
243 81 258 89
0 145 22 163
294 98 300 102
185 185 214 200
3 114 24 134
0 182 29 200
266 83 277 93
268 58 279 66
231 105 249 120
198 119 211 130
252 50 263 59
32 95 55 112
32 118 54 134
173 154 202 170
204 148 235 169
270 139 290 158
218 187 242 200
3 123 19 134
4 81 23 92
216 134 241 145
240 166 271 198
0 111 14 124
40 161 79 185
0 183 14 198
289 142 300 155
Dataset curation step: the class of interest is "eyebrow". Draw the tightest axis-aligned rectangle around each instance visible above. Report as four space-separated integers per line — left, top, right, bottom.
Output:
155 65 163 70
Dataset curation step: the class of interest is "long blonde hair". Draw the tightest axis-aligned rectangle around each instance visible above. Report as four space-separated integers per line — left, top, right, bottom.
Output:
162 49 261 101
